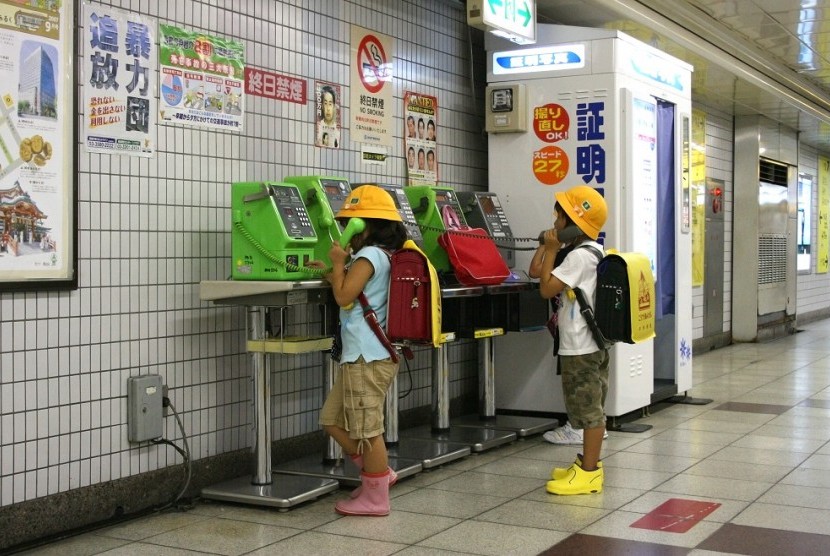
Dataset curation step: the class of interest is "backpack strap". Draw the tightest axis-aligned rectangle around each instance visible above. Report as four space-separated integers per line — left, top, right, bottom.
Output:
571 243 608 350
576 243 603 262
357 292 399 363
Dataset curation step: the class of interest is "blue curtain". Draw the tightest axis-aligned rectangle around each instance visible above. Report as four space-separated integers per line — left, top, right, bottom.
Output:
656 100 675 317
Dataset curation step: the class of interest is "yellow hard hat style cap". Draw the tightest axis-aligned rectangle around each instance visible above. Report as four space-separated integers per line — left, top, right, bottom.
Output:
336 184 403 222
554 185 608 240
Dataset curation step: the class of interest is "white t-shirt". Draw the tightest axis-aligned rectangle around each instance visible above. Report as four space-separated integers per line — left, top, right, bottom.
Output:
552 241 604 355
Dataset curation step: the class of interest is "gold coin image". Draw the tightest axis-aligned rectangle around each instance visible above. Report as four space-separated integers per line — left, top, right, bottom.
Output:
33 153 46 166
31 135 44 153
19 142 32 162
42 142 52 159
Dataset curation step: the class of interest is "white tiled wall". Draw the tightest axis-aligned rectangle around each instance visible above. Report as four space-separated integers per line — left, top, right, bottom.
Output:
0 0 485 507
690 104 733 340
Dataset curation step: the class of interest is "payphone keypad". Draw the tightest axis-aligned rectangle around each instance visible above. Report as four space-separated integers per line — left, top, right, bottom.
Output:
268 184 316 238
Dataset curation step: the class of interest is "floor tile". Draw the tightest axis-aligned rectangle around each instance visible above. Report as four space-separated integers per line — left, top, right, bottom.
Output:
16 535 130 556
520 480 645 508
696 523 830 555
139 517 299 556
94 511 213 542
755 483 830 510
630 498 721 533
620 491 748 523
316 509 460 545
392 487 508 519
247 530 405 555
683 458 793 483
602 451 699 473
417 520 568 556
186 498 340 529
730 502 830 535
580 509 723 548
91 543 209 555
713 402 792 415
540 533 691 556
654 473 772 502
426 470 540 498
474 498 609 531
602 466 676 490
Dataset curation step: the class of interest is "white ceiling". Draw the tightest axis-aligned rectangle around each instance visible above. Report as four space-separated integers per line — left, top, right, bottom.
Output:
533 0 830 152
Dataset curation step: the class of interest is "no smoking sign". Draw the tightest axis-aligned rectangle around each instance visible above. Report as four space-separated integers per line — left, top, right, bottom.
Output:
357 34 391 94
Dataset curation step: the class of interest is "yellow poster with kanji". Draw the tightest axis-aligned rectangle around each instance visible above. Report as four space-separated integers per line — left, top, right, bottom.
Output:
817 156 830 273
691 109 706 286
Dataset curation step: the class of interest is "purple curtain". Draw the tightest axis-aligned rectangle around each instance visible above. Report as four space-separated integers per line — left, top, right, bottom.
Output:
656 100 675 318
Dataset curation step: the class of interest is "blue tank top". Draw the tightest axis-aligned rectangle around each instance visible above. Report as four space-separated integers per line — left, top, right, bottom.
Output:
339 245 392 363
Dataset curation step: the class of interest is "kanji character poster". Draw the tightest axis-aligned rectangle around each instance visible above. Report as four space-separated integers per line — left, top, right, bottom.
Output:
82 3 156 157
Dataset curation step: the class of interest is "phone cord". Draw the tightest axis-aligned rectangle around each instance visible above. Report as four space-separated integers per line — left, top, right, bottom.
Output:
404 221 540 251
233 220 330 276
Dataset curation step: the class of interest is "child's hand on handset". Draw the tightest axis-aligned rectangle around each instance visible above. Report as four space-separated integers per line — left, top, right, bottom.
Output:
327 243 350 267
541 228 562 251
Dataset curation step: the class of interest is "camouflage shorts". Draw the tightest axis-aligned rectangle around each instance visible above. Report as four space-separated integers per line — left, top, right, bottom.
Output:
560 350 610 430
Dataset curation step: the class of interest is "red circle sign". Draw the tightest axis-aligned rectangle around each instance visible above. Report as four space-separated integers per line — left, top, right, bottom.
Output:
357 35 388 94
533 103 570 143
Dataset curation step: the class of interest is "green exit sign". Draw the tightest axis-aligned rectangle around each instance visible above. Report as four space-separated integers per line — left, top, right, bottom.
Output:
467 0 536 44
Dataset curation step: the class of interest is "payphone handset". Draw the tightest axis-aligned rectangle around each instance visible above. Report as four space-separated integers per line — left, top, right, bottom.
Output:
338 218 366 248
456 191 516 268
283 176 352 265
403 185 468 273
353 183 425 248
231 181 320 280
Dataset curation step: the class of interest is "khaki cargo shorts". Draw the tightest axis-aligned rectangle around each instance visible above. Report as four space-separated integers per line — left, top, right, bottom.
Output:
560 349 610 430
320 357 398 440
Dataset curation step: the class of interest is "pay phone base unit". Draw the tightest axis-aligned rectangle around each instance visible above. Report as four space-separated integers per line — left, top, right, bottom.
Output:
231 181 318 281
456 191 516 268
284 176 352 264
403 185 468 273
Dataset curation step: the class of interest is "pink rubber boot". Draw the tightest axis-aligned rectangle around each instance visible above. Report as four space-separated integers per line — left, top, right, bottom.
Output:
335 469 391 516
348 455 397 498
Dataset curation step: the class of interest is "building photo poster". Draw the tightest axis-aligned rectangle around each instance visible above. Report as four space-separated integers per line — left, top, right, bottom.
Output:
82 2 157 157
0 0 75 287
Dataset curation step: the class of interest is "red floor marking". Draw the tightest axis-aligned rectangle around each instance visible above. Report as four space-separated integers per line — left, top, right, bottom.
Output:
630 498 722 533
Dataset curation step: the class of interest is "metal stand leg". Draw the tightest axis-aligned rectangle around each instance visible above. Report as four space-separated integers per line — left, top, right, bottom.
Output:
201 307 339 508
403 338 516 452
453 335 558 437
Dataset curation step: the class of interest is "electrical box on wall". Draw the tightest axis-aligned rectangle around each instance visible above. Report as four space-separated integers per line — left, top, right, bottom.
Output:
485 83 527 133
127 374 164 442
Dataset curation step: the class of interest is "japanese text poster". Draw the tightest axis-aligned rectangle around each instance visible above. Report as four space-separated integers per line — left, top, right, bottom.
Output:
349 25 393 147
83 3 156 157
159 24 245 131
404 92 438 186
0 0 74 283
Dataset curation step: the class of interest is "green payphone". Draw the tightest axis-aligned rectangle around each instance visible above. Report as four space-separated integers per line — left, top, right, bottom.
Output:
231 181 319 280
351 182 425 248
403 185 468 273
284 176 352 264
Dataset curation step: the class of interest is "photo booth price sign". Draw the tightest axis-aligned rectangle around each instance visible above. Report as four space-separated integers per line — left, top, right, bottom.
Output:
159 24 245 131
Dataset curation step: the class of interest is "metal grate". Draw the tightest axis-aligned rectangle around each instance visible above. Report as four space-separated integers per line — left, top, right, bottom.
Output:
759 159 788 185
758 234 787 284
